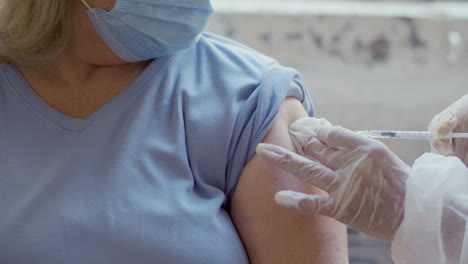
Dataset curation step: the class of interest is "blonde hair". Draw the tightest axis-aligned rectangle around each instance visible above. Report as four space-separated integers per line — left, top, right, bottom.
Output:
0 0 71 67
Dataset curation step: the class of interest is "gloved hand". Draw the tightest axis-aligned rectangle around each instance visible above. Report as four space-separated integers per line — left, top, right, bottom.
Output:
256 118 410 241
429 94 468 166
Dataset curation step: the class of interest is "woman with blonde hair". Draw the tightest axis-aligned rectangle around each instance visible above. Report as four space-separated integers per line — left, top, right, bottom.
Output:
0 0 347 263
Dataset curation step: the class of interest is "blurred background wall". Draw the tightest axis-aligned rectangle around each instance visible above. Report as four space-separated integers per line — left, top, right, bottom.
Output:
207 1 468 263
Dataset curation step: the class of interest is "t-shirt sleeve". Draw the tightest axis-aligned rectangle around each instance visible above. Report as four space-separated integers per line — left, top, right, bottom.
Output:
224 63 315 206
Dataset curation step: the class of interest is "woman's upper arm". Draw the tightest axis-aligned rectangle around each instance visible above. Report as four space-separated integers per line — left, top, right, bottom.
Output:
230 97 348 264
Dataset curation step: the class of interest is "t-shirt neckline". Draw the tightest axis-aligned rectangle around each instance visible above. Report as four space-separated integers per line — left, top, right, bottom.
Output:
5 57 172 134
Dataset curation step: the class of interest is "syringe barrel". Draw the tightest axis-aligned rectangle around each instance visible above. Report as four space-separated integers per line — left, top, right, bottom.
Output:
368 130 434 139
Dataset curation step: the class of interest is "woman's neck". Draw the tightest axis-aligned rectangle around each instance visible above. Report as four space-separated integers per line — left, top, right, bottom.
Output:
17 51 152 119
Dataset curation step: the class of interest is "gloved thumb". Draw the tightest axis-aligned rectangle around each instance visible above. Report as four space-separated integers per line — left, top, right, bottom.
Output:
275 190 330 215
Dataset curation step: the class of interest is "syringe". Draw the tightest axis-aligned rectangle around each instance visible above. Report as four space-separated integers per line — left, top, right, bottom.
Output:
357 130 468 139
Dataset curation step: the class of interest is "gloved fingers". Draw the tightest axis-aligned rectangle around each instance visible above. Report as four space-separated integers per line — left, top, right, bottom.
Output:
315 126 371 149
297 125 393 170
289 120 338 155
290 125 370 171
256 143 337 191
454 121 468 166
449 94 468 125
289 125 355 166
275 190 332 215
429 94 468 154
290 132 338 163
429 111 457 139
289 117 333 137
431 139 455 156
429 111 456 155
295 138 353 171
453 138 468 166
289 127 332 157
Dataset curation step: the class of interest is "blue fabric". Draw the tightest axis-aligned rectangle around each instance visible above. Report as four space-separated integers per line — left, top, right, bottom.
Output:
0 33 314 264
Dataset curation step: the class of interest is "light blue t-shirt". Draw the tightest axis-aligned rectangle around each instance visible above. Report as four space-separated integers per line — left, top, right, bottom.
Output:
0 33 314 264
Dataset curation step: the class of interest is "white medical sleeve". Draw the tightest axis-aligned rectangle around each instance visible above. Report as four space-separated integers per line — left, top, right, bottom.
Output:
391 153 468 264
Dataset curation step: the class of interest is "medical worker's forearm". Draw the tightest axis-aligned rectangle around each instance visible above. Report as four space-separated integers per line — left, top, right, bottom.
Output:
391 154 468 264
429 94 468 166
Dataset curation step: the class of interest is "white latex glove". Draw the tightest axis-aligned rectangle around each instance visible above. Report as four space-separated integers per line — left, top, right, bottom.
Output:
256 118 410 241
429 94 468 166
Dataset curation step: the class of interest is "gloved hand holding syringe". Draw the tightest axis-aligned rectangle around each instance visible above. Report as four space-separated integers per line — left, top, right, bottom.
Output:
255 95 468 240
257 94 468 263
357 130 468 139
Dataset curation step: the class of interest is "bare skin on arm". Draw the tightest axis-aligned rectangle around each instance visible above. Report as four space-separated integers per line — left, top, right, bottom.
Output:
231 97 349 264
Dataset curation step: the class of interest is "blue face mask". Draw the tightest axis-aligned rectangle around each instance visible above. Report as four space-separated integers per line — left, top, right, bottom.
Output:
81 0 214 62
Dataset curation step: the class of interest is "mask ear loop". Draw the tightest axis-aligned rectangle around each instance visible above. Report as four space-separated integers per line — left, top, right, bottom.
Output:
80 0 94 12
